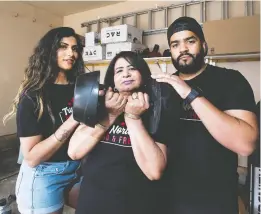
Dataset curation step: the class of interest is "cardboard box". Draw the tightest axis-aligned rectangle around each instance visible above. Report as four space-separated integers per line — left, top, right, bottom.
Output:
85 32 100 47
203 15 260 55
106 42 146 60
83 45 106 61
101 24 143 44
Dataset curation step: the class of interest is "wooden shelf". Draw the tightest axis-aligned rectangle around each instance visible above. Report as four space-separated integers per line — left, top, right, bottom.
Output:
84 52 260 67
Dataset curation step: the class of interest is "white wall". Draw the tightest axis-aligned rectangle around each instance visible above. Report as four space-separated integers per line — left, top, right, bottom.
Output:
0 2 63 135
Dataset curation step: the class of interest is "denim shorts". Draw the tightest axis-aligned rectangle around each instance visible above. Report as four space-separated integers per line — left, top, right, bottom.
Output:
16 160 82 214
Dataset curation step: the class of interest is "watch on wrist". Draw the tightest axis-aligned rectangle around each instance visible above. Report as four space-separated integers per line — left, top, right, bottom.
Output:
185 87 203 104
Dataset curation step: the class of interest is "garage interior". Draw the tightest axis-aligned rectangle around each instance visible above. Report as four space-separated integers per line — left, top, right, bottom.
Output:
0 1 260 214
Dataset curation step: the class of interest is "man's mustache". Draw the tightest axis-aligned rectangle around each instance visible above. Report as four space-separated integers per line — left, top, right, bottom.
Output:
177 53 194 62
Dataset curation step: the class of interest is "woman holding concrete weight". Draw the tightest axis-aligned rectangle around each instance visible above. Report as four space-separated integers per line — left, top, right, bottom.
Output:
68 51 181 214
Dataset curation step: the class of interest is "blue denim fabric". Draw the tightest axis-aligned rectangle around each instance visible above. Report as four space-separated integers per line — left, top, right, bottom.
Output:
16 160 82 214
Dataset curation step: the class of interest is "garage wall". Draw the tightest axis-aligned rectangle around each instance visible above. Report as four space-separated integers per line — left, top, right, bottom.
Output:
65 0 260 103
64 1 260 52
1 1 258 138
64 0 260 108
0 2 63 136
64 0 260 104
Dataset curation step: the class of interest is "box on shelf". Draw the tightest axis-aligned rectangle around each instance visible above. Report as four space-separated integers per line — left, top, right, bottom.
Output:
101 24 143 44
203 15 260 55
83 45 106 61
106 42 146 60
85 32 101 47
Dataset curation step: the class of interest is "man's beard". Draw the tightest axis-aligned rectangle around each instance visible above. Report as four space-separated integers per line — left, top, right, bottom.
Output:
172 47 205 74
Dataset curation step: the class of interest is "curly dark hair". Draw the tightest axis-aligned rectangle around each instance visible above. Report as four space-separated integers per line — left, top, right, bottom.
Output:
3 27 85 125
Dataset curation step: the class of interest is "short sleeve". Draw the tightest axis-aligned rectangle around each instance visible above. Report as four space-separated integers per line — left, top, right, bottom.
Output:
16 95 42 137
222 70 256 113
151 83 181 145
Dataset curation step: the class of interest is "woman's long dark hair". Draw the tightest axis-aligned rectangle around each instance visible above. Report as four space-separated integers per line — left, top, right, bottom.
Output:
3 27 85 125
104 51 160 134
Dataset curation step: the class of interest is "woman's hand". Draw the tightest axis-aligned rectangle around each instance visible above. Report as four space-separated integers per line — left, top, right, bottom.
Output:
125 92 150 117
105 87 128 119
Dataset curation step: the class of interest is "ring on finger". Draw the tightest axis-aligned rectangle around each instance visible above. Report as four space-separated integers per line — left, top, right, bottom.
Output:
132 93 138 99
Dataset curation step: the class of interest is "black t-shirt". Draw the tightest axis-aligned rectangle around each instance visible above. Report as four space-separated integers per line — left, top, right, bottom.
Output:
76 83 181 214
167 65 256 214
16 84 75 162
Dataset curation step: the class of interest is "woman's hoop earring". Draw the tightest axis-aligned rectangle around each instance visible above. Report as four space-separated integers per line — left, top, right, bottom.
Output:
113 87 119 92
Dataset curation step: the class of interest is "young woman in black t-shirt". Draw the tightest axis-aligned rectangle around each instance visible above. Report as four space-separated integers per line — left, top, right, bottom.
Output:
68 51 180 214
3 27 85 214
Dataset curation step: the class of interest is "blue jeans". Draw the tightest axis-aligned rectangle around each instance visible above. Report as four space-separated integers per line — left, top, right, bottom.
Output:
17 145 23 164
16 160 82 213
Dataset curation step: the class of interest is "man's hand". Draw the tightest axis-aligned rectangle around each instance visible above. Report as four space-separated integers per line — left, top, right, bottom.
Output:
151 73 191 99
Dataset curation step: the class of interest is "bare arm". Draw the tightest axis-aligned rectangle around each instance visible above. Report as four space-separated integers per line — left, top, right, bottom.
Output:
125 116 167 180
68 116 116 160
68 88 128 160
124 92 167 180
21 115 79 167
191 96 258 156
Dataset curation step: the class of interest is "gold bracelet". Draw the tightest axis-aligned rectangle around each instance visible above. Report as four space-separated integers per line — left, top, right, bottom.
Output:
124 112 141 120
53 132 63 143
95 123 108 131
